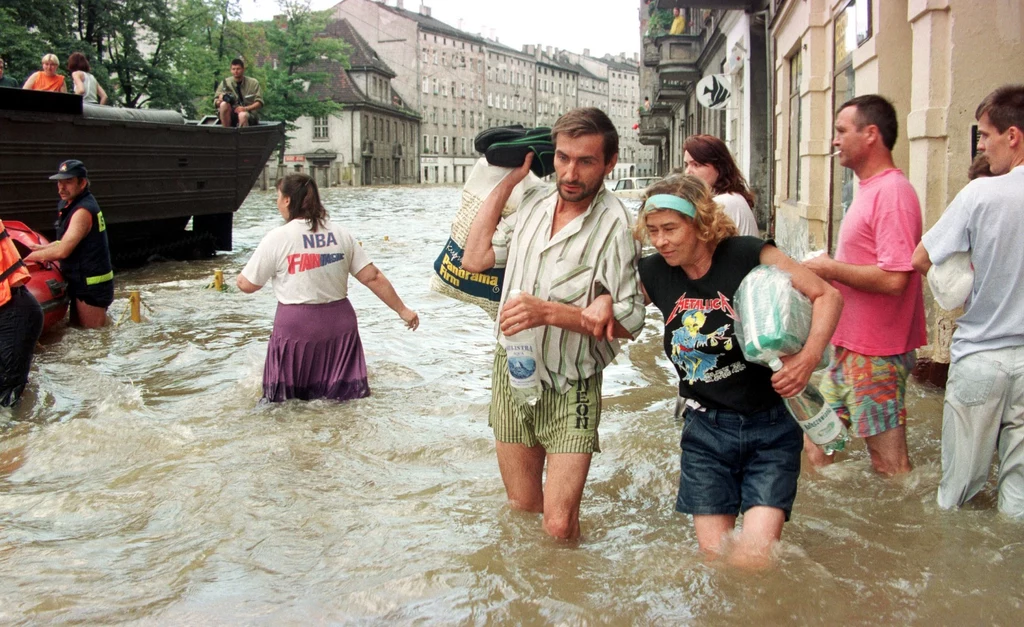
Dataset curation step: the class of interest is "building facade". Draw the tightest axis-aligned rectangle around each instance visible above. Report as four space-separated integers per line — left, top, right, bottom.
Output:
282 19 420 187
769 0 1024 365
639 2 771 226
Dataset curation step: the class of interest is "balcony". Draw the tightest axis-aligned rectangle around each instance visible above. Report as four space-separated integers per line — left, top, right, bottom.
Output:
638 109 671 147
392 144 403 157
659 1 767 10
656 78 689 102
642 35 703 83
361 139 374 156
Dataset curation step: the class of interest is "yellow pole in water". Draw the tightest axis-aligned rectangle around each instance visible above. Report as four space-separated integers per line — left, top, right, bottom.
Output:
130 291 141 323
214 269 224 291
383 235 389 241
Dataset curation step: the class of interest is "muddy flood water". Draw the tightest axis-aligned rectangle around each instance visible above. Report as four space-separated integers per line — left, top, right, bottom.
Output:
2 186 1022 625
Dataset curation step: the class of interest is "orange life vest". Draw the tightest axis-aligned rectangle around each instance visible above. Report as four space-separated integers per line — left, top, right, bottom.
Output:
0 220 32 307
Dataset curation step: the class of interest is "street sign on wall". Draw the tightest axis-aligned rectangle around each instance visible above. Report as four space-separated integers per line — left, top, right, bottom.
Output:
696 74 732 110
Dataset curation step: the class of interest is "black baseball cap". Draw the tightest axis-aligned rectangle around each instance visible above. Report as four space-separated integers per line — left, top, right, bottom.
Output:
49 159 88 180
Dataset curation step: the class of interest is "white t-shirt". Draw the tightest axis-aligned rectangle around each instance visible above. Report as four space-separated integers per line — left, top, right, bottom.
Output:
921 165 1024 362
714 192 759 237
241 218 371 304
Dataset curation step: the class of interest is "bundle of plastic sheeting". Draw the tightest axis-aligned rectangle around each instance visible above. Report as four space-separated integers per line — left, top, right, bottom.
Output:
430 157 542 319
733 264 830 369
927 251 973 310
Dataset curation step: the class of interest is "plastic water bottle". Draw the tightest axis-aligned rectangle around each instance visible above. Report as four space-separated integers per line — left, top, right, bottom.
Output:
503 290 541 406
769 358 849 455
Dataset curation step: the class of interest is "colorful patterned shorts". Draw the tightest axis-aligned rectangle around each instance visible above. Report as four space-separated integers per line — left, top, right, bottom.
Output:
819 347 916 438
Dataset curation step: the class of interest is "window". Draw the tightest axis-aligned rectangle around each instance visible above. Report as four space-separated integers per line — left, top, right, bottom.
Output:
787 51 803 202
442 136 448 154
829 0 867 251
422 77 429 93
423 134 429 152
433 135 438 152
313 116 328 139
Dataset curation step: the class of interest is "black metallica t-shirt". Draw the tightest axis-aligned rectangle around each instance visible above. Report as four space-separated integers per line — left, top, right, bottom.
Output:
639 236 781 414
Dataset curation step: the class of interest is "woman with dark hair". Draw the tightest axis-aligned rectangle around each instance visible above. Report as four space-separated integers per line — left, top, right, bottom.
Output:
237 174 418 403
682 134 759 237
67 52 107 105
586 174 840 567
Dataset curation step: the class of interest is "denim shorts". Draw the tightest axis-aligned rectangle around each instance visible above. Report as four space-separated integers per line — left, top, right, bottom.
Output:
676 402 803 520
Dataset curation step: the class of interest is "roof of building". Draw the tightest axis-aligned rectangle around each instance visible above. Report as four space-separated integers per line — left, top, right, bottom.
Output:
599 56 640 74
325 18 396 78
378 3 491 47
303 20 417 118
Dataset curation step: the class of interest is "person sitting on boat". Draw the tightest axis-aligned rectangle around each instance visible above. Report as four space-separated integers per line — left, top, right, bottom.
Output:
0 57 20 88
24 160 114 329
68 52 108 105
0 220 44 408
236 173 418 403
22 53 67 93
214 58 263 128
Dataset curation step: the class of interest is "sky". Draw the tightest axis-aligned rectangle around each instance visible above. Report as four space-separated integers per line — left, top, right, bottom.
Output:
238 0 642 60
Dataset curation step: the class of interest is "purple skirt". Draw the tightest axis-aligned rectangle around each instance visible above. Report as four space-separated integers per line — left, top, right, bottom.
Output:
262 298 370 402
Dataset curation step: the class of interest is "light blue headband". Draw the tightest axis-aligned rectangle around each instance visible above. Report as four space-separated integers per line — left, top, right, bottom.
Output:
645 194 696 218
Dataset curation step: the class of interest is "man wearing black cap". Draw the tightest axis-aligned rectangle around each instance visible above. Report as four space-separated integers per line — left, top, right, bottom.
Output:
25 159 114 328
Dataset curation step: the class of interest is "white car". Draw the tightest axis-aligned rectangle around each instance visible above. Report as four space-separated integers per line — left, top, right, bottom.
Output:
610 176 660 200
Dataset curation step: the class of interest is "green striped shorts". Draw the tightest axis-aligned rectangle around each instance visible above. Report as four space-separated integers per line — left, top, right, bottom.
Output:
489 345 602 453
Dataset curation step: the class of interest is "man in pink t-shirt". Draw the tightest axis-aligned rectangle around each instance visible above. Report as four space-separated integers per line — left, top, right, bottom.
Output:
804 95 927 475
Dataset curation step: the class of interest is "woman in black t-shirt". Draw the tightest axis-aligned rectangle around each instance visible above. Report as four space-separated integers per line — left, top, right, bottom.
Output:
588 174 841 568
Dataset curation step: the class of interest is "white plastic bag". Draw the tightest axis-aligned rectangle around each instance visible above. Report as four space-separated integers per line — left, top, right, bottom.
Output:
927 251 973 310
734 265 830 369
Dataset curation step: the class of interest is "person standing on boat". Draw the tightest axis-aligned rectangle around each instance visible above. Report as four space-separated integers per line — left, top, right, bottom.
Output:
0 57 20 88
0 220 44 407
237 173 418 403
215 58 263 128
22 54 67 92
462 108 647 541
68 52 108 105
24 160 114 329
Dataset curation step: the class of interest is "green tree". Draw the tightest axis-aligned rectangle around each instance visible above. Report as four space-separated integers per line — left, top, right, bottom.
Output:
254 1 350 128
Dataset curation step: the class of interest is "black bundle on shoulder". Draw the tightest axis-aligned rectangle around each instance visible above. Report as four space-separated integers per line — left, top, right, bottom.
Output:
474 125 555 178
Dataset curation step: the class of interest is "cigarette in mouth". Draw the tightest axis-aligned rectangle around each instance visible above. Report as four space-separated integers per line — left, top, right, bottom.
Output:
831 151 841 157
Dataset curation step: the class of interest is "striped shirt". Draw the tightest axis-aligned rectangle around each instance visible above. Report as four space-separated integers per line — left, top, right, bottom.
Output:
492 184 646 394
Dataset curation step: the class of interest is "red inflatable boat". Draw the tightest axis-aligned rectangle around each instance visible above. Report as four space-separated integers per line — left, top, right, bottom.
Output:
4 221 69 332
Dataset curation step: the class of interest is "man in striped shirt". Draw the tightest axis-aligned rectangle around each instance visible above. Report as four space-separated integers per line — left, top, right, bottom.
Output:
463 108 646 540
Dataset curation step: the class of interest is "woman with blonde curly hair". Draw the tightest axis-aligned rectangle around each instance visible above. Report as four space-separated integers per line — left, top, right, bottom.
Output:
634 174 842 567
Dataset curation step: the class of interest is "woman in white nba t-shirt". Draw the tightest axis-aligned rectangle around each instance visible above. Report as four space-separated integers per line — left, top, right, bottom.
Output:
238 173 418 402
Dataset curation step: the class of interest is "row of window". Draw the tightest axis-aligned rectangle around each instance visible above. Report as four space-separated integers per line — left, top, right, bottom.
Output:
422 135 474 156
358 114 413 145
367 156 415 183
422 48 482 72
422 77 485 100
423 107 486 128
420 32 482 52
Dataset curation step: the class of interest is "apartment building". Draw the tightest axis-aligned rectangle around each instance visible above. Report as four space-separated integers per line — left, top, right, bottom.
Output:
282 19 420 187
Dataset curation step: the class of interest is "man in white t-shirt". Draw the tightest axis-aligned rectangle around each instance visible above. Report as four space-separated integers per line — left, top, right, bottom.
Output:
912 84 1024 517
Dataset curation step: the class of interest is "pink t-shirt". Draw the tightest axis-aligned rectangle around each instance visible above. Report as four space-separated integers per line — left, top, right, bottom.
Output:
831 168 926 356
